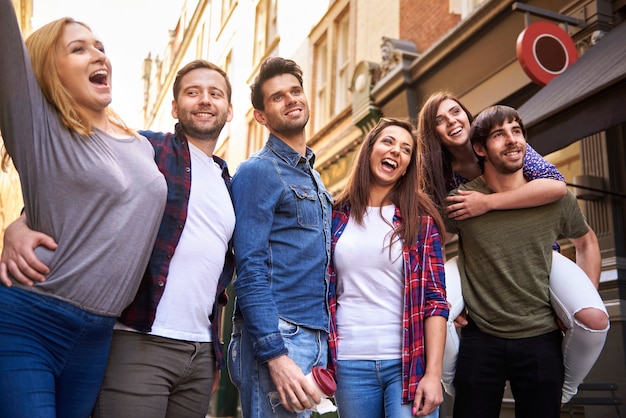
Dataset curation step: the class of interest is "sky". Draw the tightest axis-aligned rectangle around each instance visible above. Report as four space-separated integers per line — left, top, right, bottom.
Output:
31 0 186 128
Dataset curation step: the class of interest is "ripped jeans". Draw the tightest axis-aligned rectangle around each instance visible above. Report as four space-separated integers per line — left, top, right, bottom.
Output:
442 251 610 404
228 318 328 418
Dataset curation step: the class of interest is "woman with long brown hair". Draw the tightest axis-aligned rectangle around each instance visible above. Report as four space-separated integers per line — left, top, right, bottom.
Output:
328 118 448 417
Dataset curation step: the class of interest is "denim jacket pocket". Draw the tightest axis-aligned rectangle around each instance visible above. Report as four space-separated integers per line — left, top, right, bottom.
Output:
290 185 321 227
321 189 334 206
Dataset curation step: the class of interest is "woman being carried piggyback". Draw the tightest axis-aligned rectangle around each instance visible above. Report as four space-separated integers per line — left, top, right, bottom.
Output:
417 90 609 403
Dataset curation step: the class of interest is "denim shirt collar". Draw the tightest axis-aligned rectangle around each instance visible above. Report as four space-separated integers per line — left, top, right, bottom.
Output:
265 134 316 168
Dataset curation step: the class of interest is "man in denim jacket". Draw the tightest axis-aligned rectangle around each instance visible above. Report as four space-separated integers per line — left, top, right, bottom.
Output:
228 57 332 417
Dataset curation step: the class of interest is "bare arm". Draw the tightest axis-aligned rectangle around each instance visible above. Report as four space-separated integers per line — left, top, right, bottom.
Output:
0 213 56 287
569 226 601 288
447 178 566 220
413 315 446 416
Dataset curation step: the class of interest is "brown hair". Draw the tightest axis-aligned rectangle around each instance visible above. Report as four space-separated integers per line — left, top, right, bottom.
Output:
417 90 474 210
334 117 445 247
172 60 232 102
250 57 303 111
469 105 526 170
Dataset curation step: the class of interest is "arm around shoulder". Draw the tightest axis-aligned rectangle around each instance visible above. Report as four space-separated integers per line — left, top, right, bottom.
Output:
487 178 567 210
445 178 567 219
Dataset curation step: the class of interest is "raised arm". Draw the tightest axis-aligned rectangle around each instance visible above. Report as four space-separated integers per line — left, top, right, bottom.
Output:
446 144 566 219
0 0 41 163
0 214 57 287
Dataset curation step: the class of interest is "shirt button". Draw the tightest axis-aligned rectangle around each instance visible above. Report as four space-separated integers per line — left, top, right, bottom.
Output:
185 167 191 172
157 281 165 287
178 224 183 229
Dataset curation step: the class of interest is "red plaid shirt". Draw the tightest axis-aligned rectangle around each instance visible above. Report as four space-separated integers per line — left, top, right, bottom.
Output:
328 204 448 403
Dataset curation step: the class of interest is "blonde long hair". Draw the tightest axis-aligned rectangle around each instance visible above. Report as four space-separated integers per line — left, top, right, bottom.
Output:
2 17 134 170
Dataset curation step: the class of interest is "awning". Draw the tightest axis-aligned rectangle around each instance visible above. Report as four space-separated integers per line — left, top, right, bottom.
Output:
518 21 626 155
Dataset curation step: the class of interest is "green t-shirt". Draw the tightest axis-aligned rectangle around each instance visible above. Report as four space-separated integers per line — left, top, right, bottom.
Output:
447 178 589 338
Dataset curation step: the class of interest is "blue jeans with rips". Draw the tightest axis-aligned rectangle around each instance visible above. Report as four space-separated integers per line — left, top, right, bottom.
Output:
334 359 439 418
228 318 328 418
0 286 116 418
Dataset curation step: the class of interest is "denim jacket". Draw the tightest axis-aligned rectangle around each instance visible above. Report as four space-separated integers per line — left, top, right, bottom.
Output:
231 134 332 364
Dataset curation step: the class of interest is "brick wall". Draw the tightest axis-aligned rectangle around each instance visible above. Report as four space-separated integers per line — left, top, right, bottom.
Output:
399 0 461 52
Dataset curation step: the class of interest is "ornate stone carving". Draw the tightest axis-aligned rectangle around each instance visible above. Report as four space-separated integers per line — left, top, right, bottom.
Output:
376 37 419 81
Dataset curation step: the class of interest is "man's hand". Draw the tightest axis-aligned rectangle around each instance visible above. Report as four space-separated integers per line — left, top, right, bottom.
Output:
446 190 490 220
0 215 56 287
267 355 319 412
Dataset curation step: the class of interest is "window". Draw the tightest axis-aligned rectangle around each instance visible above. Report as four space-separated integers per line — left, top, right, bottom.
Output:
196 22 208 58
221 0 236 24
253 0 278 63
314 35 329 130
334 12 350 112
246 114 265 158
310 2 351 131
221 50 233 141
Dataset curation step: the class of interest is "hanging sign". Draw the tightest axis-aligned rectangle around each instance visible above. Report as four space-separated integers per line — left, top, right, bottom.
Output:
516 21 578 86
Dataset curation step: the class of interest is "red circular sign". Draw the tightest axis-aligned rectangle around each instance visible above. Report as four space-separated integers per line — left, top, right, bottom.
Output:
516 21 578 86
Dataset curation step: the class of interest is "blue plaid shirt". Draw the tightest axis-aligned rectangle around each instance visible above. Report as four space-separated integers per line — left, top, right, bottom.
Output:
119 123 235 369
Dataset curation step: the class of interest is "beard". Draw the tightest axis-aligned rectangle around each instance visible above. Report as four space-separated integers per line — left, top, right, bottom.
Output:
178 110 228 141
264 107 310 136
485 147 525 174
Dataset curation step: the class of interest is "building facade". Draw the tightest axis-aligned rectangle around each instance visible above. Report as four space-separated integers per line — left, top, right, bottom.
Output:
142 1 625 417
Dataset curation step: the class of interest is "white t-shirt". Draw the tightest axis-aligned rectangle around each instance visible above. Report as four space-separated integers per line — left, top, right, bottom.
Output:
334 205 404 360
149 142 235 341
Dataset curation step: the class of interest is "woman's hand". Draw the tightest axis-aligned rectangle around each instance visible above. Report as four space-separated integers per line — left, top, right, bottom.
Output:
412 373 444 416
446 190 490 220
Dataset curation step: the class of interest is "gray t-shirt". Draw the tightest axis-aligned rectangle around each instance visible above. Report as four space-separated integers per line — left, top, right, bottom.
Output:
447 178 589 338
0 2 167 316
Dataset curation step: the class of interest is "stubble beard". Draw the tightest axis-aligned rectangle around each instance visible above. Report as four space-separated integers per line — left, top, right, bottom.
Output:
484 147 525 174
180 112 227 142
272 109 309 137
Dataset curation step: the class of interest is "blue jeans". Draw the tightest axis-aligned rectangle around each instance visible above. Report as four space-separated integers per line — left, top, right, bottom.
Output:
228 318 328 417
0 287 116 418
335 359 439 418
